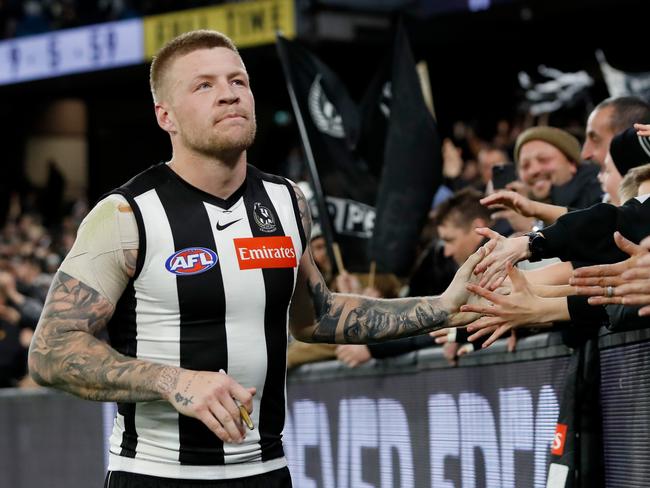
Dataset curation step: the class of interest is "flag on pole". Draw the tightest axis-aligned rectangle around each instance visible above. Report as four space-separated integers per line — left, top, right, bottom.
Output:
362 23 442 277
276 35 377 272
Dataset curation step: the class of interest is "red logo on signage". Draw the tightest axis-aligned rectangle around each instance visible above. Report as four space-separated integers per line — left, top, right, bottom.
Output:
234 236 297 270
551 423 568 456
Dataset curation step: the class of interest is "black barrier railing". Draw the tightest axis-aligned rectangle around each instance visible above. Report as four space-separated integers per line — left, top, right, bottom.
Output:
285 331 574 488
0 327 648 487
598 327 650 488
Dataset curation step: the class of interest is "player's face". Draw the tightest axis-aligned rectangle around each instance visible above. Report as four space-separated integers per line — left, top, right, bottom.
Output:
165 47 256 160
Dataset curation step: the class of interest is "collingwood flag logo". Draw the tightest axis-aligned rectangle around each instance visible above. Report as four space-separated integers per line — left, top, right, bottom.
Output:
308 74 345 138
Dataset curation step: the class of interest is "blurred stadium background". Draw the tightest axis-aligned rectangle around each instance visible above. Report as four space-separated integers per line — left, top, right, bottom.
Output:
0 0 649 487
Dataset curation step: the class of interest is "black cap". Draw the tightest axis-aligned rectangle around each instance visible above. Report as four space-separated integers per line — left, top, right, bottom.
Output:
609 127 650 176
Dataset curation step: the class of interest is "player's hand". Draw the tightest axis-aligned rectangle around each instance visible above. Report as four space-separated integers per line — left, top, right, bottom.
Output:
165 369 255 444
439 246 488 327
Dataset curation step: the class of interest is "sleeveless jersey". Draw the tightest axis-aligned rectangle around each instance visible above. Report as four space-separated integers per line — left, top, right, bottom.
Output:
105 163 306 479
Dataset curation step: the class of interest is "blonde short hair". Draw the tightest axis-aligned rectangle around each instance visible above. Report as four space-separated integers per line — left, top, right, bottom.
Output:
619 163 650 203
149 30 239 103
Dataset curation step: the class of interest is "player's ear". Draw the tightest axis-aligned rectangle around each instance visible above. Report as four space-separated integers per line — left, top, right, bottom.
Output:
155 103 177 134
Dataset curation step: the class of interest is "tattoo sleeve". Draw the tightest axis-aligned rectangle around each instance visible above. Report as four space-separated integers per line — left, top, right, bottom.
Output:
290 181 311 240
309 278 450 343
28 271 177 402
289 181 450 344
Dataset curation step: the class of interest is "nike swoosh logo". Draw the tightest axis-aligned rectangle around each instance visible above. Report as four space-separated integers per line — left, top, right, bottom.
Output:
216 218 242 231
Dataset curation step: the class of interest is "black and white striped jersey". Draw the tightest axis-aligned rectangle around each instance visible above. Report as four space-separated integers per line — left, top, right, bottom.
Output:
106 163 306 479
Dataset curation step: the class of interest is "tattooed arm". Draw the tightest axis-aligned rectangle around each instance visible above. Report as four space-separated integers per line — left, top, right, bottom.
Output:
28 196 253 443
289 183 484 344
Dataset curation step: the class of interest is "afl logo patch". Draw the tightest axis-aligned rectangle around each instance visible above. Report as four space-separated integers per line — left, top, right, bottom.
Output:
165 247 217 275
253 202 276 232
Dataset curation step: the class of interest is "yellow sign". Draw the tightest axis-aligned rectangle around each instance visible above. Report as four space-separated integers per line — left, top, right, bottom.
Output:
144 0 295 58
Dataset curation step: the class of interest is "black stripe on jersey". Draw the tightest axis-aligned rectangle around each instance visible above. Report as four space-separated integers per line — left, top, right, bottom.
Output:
244 176 294 462
284 180 307 253
156 179 227 466
107 279 139 458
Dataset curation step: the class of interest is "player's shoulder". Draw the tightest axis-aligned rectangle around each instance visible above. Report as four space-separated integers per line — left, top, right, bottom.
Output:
247 164 293 187
109 162 170 199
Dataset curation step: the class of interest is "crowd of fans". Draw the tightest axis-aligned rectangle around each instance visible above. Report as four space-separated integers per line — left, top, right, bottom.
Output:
0 186 86 387
288 95 650 370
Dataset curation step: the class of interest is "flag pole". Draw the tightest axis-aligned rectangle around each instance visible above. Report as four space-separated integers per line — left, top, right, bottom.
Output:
416 61 436 120
276 34 340 274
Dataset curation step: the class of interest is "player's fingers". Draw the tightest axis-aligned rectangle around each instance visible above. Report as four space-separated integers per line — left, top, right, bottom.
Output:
196 408 232 443
209 401 245 441
460 303 496 316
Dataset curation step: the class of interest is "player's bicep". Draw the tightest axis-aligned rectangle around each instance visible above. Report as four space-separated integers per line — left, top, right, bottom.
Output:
289 247 321 340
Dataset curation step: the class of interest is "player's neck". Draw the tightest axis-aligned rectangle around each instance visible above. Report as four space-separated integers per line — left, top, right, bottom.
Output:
168 149 247 200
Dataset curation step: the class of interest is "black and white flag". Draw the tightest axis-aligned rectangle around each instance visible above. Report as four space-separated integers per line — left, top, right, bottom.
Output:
597 50 650 102
276 35 377 272
361 23 442 277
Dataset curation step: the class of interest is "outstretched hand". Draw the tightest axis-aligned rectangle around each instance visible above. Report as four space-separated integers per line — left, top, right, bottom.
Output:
634 123 650 137
472 228 529 290
461 263 552 348
481 190 536 217
440 246 493 327
570 232 648 306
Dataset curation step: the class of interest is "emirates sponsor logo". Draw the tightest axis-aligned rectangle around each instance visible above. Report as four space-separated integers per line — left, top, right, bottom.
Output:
234 236 297 270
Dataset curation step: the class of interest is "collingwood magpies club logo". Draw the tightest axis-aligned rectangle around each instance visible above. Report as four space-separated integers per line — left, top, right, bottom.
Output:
253 202 276 232
308 74 345 138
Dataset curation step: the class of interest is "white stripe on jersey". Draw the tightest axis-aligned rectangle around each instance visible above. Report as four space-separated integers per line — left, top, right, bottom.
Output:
204 198 267 464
